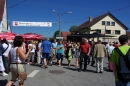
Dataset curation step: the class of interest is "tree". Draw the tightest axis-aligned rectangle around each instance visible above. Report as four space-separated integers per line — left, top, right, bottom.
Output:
53 30 59 38
69 25 78 32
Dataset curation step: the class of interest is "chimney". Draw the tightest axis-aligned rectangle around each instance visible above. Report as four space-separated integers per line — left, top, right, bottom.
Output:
89 16 93 22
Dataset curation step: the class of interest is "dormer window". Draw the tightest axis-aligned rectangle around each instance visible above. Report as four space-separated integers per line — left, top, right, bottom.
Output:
111 22 115 26
107 21 110 26
102 21 105 25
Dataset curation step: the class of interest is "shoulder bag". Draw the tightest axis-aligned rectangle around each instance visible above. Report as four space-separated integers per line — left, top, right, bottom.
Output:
16 48 27 83
2 43 9 54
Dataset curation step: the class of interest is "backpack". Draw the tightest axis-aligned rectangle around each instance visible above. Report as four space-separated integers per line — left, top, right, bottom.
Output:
115 48 130 82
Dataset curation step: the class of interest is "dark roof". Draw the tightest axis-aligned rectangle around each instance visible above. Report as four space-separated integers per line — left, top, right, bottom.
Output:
73 12 129 31
0 0 5 21
67 34 115 38
61 32 71 40
126 31 130 36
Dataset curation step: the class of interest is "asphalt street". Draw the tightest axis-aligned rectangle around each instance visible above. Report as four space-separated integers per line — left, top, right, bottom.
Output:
0 58 115 86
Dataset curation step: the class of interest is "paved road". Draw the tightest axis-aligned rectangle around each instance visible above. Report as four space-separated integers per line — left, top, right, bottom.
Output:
0 58 115 86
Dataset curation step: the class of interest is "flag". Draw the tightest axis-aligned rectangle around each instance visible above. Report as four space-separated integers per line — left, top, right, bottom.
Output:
104 26 106 35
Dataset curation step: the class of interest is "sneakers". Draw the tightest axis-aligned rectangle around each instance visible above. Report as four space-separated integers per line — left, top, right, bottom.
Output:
2 72 8 76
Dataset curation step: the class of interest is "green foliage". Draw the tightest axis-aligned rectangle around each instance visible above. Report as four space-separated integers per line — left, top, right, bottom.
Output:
69 25 78 32
53 30 59 38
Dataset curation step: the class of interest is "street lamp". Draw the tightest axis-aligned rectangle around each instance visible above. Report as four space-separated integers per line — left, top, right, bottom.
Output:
53 10 72 37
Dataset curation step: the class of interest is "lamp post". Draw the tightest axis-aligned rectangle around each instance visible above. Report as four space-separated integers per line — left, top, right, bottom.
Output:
53 10 72 37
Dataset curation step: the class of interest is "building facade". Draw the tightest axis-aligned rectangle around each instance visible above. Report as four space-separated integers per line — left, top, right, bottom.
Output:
71 12 129 42
0 0 11 33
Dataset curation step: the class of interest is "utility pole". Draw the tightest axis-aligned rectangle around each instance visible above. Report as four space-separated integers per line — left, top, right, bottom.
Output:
6 0 8 31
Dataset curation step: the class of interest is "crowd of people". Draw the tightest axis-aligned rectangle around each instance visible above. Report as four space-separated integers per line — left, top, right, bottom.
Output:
0 35 123 86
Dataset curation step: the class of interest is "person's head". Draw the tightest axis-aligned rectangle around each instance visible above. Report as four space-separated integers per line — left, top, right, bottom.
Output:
119 35 129 45
1 39 8 44
98 40 102 44
91 40 94 44
58 40 62 44
38 40 41 44
54 39 56 42
82 38 88 43
45 38 49 41
13 36 24 47
67 40 71 44
116 42 118 44
31 40 34 44
77 42 80 46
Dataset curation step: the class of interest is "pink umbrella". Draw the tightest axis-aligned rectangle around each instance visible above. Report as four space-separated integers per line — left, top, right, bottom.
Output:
23 33 43 40
0 32 16 40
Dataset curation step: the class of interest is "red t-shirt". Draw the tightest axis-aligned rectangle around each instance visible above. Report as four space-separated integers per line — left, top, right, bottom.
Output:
79 43 90 54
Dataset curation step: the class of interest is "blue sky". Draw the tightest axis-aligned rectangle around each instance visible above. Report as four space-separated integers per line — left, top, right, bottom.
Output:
8 0 130 37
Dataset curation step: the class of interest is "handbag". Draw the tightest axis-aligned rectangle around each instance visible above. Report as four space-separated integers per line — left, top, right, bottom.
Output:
16 48 27 83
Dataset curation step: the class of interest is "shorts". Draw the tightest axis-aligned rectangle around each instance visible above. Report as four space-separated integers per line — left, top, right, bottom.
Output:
52 48 57 55
10 64 25 81
57 53 63 60
42 53 49 59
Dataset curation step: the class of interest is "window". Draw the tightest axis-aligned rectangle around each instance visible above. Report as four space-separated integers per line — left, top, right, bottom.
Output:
111 22 115 26
97 30 101 34
106 30 111 34
107 21 110 26
102 21 105 25
115 30 120 34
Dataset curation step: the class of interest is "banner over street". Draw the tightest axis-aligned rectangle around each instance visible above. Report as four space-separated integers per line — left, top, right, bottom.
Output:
13 21 52 27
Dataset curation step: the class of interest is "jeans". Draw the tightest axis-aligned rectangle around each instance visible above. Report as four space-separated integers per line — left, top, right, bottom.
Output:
80 54 88 70
116 80 128 86
2 55 8 73
90 53 95 64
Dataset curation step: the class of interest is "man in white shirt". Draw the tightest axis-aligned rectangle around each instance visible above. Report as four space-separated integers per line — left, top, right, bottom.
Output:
28 41 36 64
2 39 12 74
37 40 42 64
52 39 57 59
108 43 115 60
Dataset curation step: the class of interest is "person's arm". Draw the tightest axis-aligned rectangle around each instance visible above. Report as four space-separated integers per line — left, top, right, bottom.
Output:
38 43 41 51
87 44 91 56
8 52 11 66
18 47 31 60
22 42 26 54
104 45 108 57
109 49 117 77
93 45 97 58
78 45 81 56
40 43 43 55
113 63 117 77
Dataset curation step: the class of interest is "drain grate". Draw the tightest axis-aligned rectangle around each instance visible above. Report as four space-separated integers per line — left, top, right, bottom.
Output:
49 70 65 74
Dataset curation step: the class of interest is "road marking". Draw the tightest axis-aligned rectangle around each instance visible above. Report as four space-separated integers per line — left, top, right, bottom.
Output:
27 70 40 77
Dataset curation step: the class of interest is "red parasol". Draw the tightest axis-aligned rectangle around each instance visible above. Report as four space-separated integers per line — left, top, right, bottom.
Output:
0 32 16 40
22 33 43 40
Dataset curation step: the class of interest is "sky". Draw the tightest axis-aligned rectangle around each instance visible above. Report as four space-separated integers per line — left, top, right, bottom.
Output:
8 0 130 37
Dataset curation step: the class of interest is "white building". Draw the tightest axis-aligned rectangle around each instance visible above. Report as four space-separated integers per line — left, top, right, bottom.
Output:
72 12 129 42
0 0 11 33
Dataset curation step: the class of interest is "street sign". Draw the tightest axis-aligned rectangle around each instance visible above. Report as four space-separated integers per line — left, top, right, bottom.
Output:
56 37 63 39
12 21 52 27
